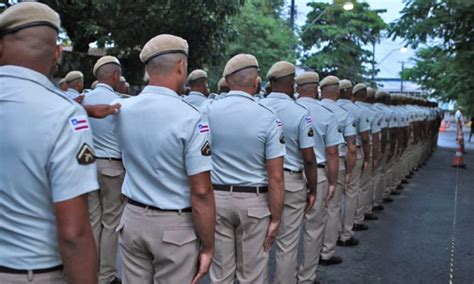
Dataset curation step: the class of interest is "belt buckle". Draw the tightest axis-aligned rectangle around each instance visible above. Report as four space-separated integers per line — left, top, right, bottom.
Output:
229 185 234 195
256 186 260 196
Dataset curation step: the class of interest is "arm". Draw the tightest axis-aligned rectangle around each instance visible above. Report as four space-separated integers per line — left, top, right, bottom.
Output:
189 171 215 284
325 145 339 206
360 130 370 175
55 195 98 284
83 103 121 118
387 128 397 162
263 156 285 252
344 135 357 189
372 132 380 170
301 147 318 214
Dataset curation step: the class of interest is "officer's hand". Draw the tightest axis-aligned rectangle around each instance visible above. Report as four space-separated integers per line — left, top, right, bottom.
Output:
263 220 280 252
344 173 352 192
74 95 85 104
191 249 213 284
325 184 336 208
361 160 369 177
304 191 316 215
86 103 121 118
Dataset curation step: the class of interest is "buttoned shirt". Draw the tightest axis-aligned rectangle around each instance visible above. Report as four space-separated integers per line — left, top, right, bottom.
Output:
0 66 98 269
207 90 286 186
260 92 315 171
298 97 344 164
117 86 212 209
82 83 122 158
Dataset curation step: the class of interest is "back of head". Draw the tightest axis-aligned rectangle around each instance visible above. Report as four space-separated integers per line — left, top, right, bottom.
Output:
65 70 84 92
93 56 122 90
295 72 319 99
320 75 340 99
223 54 259 95
0 2 61 77
187 69 208 96
218 77 229 93
338 79 352 99
366 87 376 103
352 83 367 101
266 61 295 95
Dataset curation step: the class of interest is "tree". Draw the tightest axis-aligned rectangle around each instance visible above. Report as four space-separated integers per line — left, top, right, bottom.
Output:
390 0 474 112
299 2 386 83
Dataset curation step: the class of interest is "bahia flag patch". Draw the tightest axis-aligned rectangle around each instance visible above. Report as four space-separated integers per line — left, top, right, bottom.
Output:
69 116 90 132
198 123 210 133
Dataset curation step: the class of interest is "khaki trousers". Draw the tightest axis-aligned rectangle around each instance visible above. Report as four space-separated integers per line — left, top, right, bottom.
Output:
355 154 373 225
118 203 199 284
321 159 345 260
0 270 66 284
210 191 271 284
340 157 363 241
88 159 125 283
297 169 328 284
374 152 388 206
275 172 307 284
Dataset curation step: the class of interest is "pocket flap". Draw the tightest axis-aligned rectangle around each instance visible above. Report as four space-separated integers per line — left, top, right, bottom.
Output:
162 229 198 246
115 216 125 232
247 208 271 219
101 167 122 177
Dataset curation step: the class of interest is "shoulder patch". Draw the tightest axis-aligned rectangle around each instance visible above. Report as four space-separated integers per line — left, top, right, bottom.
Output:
77 143 96 165
201 141 211 156
308 128 314 137
69 115 90 132
198 123 210 133
280 133 286 144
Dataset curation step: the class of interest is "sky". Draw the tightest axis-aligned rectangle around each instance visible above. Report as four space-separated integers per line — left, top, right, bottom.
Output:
293 0 415 79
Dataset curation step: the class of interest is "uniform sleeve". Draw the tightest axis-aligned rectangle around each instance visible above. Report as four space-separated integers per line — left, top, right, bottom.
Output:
343 113 357 137
184 116 213 176
358 110 371 133
371 112 382 133
265 116 287 160
47 108 99 203
388 111 398 128
325 114 345 147
298 111 316 149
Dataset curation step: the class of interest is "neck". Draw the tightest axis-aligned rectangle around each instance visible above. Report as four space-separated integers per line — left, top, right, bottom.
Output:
98 80 116 91
298 92 315 99
148 78 181 94
271 87 291 96
229 87 255 95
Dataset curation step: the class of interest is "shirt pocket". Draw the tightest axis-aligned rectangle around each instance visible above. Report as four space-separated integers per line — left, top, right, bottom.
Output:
162 228 198 246
247 207 271 219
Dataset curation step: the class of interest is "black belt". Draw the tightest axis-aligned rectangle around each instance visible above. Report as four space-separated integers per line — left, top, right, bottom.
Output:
284 168 302 174
97 157 122 161
128 199 192 213
0 265 63 274
213 184 268 193
317 164 326 168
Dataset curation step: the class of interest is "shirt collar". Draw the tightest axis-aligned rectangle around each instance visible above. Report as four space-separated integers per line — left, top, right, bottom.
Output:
0 65 58 92
226 90 255 101
297 96 317 103
321 98 337 105
267 92 292 100
95 83 115 92
67 88 80 94
189 91 206 98
141 85 180 99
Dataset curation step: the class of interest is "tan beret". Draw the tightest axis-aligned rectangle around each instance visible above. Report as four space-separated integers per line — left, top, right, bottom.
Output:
320 75 340 89
218 77 228 89
353 83 367 94
91 80 99 89
339 79 352 90
58 78 67 85
140 34 189 63
257 76 262 83
367 87 376 98
93 56 121 77
0 2 61 35
295 72 319 86
119 76 126 83
223 54 259 77
64 71 83 83
375 90 388 99
266 61 295 81
187 69 207 83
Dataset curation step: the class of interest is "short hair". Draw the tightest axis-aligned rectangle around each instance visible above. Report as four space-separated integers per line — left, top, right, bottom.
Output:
226 68 258 88
189 77 207 88
96 63 121 81
146 53 187 76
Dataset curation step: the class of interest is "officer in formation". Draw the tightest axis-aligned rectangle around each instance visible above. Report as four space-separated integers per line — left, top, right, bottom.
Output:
260 61 318 284
116 76 129 95
1 3 443 284
217 77 229 98
64 70 85 101
58 77 69 91
184 69 209 107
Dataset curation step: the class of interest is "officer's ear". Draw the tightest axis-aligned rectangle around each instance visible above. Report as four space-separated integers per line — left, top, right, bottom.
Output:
0 37 3 62
53 45 62 66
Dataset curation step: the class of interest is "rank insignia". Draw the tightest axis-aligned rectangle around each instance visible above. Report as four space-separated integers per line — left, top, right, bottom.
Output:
76 143 96 165
201 141 211 156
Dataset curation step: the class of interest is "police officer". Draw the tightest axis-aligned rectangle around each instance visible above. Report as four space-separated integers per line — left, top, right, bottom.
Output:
184 69 209 107
64 70 85 102
216 77 229 99
116 34 215 284
116 76 128 94
295 72 343 283
319 75 357 266
337 80 370 242
260 62 317 284
82 55 124 284
58 78 69 91
0 2 98 283
207 54 286 283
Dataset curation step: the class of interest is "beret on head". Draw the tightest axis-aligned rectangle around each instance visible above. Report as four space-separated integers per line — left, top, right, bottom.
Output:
375 90 388 99
266 61 295 81
187 69 207 83
65 71 83 83
58 78 67 85
320 75 340 89
339 79 352 90
93 56 121 77
223 54 259 77
295 72 319 86
366 87 376 98
119 76 126 83
218 77 228 89
0 2 61 35
140 34 188 63
353 83 367 95
91 80 99 89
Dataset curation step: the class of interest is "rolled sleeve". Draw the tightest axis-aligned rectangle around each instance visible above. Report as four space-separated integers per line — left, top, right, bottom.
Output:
358 111 371 133
343 114 357 137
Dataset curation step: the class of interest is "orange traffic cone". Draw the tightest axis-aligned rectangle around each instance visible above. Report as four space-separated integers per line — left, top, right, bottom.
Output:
439 120 447 132
452 146 466 168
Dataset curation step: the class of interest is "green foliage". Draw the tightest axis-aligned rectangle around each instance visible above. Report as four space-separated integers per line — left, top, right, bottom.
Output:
391 0 474 112
300 2 386 83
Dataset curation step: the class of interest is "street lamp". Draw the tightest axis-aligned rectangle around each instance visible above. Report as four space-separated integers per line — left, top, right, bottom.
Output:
343 2 354 11
301 2 354 34
377 47 409 66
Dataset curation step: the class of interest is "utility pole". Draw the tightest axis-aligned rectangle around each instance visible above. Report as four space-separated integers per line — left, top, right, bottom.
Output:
400 61 405 94
371 40 376 82
290 0 296 32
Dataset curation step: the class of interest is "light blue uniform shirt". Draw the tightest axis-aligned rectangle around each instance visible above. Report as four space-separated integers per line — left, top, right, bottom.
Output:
82 83 121 158
184 91 207 107
65 88 81 100
0 66 98 269
338 99 371 146
361 102 382 134
117 86 212 209
260 92 315 171
319 98 356 157
298 97 344 164
207 90 286 186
